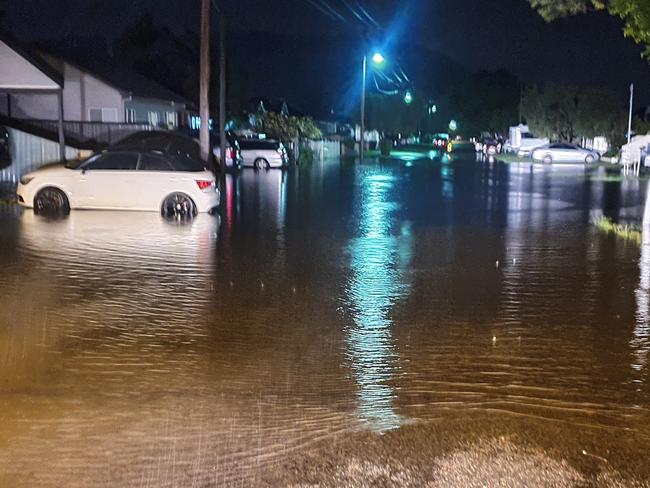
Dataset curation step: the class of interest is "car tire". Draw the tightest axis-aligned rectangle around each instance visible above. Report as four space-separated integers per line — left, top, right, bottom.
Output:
585 155 595 164
254 158 270 170
161 192 197 220
542 154 553 164
34 187 70 216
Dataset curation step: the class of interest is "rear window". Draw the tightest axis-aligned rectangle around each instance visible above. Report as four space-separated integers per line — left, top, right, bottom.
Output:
169 155 207 172
139 154 174 171
240 140 278 150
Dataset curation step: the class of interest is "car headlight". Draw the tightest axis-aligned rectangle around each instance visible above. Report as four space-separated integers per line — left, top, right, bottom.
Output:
19 175 34 185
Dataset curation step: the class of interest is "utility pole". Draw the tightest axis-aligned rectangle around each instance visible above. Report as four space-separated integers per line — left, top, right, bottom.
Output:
199 0 210 164
219 5 226 172
360 54 367 162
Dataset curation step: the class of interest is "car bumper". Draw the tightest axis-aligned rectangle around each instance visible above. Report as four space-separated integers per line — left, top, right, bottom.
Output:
194 187 220 213
16 182 32 207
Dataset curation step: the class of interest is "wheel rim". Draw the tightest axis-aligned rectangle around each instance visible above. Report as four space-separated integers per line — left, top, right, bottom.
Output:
162 193 195 219
586 155 594 164
35 188 65 213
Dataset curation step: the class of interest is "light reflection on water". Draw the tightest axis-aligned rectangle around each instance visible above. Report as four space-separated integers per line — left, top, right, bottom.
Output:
344 171 412 431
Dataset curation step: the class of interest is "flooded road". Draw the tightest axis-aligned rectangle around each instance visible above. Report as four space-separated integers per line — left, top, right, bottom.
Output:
1 155 650 486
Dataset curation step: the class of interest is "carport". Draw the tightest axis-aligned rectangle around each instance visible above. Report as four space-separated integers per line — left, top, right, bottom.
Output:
0 34 66 160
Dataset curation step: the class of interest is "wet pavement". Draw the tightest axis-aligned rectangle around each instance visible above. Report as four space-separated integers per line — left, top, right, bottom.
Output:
1 154 650 486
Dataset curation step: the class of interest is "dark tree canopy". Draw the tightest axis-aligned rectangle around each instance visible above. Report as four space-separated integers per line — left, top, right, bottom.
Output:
528 0 650 59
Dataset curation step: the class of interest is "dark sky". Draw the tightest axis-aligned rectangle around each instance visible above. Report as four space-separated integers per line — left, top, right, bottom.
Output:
5 0 650 106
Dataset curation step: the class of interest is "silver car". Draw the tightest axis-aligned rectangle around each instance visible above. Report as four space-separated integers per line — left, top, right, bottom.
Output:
531 143 600 164
239 139 288 169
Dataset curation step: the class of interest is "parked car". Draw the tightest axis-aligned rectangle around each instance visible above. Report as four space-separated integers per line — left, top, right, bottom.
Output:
516 132 550 156
476 133 503 155
239 139 288 169
212 134 243 170
16 149 219 218
531 143 600 164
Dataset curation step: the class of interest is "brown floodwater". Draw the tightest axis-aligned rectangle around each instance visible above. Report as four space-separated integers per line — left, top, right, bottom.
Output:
1 156 650 486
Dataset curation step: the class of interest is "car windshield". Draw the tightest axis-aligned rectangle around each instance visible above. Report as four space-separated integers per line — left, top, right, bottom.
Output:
65 154 97 169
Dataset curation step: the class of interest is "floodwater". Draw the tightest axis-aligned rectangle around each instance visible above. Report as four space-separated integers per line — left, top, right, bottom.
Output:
1 155 650 486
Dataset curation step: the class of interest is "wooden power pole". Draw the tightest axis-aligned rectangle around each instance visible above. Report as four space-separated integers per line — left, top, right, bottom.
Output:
219 6 226 172
199 0 211 164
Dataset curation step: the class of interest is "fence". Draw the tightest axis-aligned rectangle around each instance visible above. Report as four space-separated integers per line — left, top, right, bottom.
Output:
0 128 83 187
23 120 153 146
305 139 341 161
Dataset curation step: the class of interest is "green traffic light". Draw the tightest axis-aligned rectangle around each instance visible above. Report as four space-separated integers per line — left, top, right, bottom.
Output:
404 90 413 104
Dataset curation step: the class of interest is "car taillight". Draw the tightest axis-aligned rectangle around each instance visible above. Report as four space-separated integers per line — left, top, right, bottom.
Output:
227 148 234 159
196 180 213 190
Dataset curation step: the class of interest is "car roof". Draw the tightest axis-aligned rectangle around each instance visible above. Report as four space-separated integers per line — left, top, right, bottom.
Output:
110 131 201 159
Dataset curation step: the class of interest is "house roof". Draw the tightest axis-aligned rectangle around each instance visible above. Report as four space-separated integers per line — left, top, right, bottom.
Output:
0 32 63 90
34 42 192 107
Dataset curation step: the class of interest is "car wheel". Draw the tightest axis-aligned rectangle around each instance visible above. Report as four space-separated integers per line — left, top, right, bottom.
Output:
542 154 553 164
161 192 197 220
254 158 270 170
34 187 70 216
585 154 595 164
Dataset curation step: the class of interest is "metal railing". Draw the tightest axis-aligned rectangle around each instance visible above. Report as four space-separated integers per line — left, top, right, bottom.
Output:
17 119 154 146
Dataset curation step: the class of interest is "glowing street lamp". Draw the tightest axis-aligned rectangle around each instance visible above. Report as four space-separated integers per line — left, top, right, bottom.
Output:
361 51 385 162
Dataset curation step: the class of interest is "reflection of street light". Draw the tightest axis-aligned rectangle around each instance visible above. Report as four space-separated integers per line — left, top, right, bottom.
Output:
361 52 385 162
404 90 413 105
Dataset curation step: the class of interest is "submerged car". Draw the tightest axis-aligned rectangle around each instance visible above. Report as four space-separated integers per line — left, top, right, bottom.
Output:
239 139 288 169
16 149 219 217
531 143 600 164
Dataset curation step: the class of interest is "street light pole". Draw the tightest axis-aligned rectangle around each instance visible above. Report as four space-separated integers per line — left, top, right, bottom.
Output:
360 54 367 162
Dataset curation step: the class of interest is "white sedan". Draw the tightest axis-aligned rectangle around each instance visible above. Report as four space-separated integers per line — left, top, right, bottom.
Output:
16 150 219 217
531 143 600 164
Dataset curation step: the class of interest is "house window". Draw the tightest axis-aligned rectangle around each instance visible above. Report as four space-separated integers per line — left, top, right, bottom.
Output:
165 112 177 128
89 107 119 122
125 108 136 123
89 108 103 122
148 111 160 127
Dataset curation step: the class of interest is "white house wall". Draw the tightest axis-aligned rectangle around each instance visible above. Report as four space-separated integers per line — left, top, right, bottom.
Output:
9 61 124 122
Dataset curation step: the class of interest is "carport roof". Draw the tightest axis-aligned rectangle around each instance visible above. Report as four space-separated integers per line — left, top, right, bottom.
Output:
0 33 63 91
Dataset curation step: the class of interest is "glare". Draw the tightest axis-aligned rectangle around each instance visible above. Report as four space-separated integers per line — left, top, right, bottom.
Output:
371 52 385 64
403 90 413 104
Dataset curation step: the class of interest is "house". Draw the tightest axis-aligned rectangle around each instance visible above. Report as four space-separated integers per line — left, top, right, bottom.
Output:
0 34 190 184
1 53 191 128
0 41 193 129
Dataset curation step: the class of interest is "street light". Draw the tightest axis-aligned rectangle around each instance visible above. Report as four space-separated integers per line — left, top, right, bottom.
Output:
361 51 385 162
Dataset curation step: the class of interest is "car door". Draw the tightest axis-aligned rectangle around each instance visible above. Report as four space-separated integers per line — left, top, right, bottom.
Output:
76 152 139 208
558 144 579 162
136 153 176 210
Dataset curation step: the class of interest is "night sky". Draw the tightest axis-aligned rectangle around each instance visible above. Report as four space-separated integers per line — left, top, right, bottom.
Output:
4 0 650 107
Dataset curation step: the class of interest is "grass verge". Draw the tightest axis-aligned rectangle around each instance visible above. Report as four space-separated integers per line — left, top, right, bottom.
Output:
593 216 642 245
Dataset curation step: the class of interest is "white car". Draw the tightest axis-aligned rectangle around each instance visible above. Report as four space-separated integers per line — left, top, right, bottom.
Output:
531 143 600 164
239 139 289 169
16 150 219 217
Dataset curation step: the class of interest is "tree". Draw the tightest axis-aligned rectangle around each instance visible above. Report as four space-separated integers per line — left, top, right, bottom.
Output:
522 83 626 147
528 0 650 59
257 112 322 141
